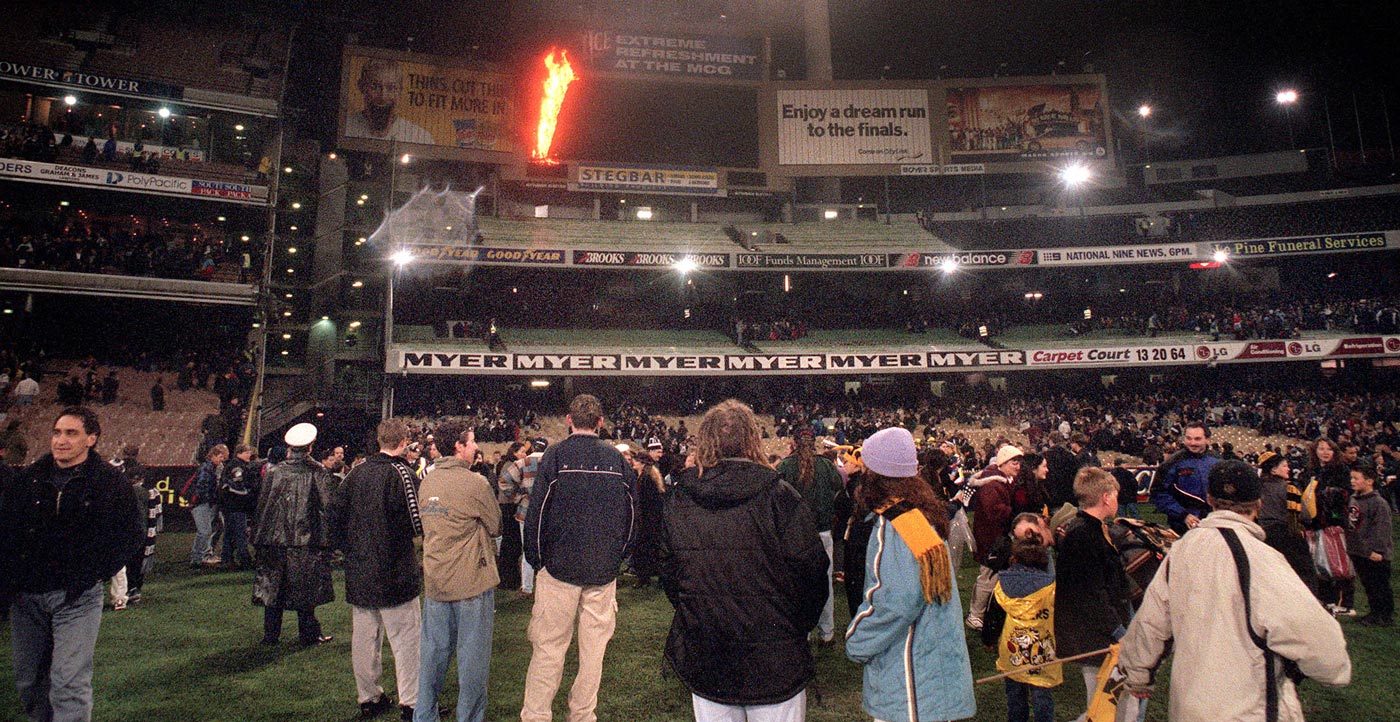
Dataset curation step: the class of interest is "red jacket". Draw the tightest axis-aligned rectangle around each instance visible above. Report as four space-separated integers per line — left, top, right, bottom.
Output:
971 465 1013 566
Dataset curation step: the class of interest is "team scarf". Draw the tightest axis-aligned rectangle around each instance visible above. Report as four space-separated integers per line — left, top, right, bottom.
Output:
875 498 953 605
391 456 424 537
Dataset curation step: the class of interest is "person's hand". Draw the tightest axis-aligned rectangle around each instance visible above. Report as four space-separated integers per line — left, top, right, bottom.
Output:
1370 551 1384 562
1131 689 1152 700
1185 514 1201 529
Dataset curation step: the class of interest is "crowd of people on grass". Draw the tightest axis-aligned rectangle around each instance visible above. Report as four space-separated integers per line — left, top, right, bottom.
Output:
2 389 1393 722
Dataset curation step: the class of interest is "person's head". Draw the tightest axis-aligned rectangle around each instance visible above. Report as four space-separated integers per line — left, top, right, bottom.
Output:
857 427 949 537
1350 465 1377 495
566 394 604 434
233 442 253 461
377 417 411 455
1020 452 1047 482
1258 451 1289 480
1010 534 1050 570
443 422 476 461
357 59 404 112
647 438 664 461
993 445 1024 478
1182 424 1210 454
1207 459 1263 518
1311 438 1339 468
502 440 528 465
1073 466 1119 519
693 399 767 469
1069 433 1089 453
51 406 100 468
431 422 462 459
405 442 421 462
1010 511 1052 547
207 443 229 464
1341 444 1360 465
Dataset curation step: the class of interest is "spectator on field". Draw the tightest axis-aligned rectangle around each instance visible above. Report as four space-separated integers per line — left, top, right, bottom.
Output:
775 428 840 643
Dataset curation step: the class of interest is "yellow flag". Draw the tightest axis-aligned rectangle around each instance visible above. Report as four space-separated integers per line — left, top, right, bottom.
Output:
1086 643 1126 722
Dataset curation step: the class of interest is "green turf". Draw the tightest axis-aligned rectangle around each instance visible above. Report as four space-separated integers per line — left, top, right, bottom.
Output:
1 510 1397 721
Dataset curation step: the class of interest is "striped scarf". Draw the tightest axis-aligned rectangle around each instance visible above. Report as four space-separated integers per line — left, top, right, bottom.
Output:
392 457 424 537
876 498 953 605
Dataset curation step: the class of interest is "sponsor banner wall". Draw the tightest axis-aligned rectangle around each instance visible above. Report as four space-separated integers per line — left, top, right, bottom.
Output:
736 252 889 270
582 30 763 83
572 250 731 268
1038 243 1198 266
890 250 1038 268
899 163 986 175
392 338 1400 376
340 49 515 154
409 245 567 265
0 60 183 99
574 163 720 195
947 81 1109 163
0 158 268 204
776 88 934 166
1209 231 1393 258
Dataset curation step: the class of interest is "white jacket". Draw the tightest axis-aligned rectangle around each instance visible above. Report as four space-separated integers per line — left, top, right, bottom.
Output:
1118 511 1350 722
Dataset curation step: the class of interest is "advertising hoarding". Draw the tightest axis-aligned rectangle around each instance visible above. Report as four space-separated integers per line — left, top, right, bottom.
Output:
946 81 1109 163
774 88 935 166
581 30 763 84
338 47 517 159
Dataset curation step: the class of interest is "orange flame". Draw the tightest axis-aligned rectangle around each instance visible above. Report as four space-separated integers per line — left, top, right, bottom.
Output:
532 49 576 161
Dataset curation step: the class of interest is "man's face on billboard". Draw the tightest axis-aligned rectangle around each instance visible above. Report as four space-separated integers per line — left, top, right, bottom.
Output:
360 67 402 110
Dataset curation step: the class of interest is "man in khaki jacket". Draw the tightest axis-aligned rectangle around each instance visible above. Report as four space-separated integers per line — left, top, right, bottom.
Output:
415 422 501 722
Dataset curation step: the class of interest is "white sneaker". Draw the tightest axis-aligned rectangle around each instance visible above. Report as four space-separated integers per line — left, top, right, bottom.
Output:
965 616 983 630
1333 606 1356 617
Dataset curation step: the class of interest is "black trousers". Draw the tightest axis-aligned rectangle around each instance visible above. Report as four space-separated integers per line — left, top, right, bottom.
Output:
262 606 322 643
1353 555 1394 621
124 552 147 593
497 506 522 590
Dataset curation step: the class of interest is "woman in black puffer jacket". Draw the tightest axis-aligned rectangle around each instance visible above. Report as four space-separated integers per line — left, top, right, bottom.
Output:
661 399 829 719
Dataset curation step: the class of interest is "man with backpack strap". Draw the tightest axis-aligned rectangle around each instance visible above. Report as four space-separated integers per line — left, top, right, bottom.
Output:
1118 460 1351 722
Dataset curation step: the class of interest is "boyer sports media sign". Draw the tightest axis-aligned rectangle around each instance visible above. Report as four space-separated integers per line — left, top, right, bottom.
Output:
392 337 1400 376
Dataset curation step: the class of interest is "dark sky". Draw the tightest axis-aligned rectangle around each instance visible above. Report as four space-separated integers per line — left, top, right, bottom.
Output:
53 0 1400 164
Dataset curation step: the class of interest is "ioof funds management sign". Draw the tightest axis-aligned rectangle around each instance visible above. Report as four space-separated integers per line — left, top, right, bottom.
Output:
776 88 934 166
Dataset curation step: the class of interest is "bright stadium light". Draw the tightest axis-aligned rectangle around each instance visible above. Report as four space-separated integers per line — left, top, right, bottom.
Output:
157 107 171 118
1213 249 1230 264
1275 89 1298 105
674 257 698 274
1059 163 1092 187
391 249 414 267
939 257 958 274
63 95 77 106
1137 104 1152 118
823 209 839 220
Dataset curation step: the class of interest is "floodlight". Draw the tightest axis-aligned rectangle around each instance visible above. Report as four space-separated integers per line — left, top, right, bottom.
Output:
391 249 414 266
1137 104 1152 118
939 257 958 274
1213 249 1229 263
674 257 698 274
1275 89 1298 105
1060 163 1092 187
63 95 77 106
157 107 171 118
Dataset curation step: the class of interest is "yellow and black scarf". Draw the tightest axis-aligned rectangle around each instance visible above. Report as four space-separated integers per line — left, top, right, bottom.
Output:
875 498 953 604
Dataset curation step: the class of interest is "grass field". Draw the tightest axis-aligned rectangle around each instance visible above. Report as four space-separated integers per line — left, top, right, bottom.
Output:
1 511 1397 722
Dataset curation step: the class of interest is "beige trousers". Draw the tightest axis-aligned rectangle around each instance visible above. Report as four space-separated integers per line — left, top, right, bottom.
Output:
351 597 421 707
519 568 618 722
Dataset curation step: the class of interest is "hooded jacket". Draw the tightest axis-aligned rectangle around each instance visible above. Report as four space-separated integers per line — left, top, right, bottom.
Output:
2 452 143 598
846 510 977 722
661 459 828 706
330 452 423 609
970 464 1013 566
1118 511 1351 722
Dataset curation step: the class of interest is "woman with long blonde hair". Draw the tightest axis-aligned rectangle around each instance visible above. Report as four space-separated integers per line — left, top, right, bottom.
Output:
662 399 828 722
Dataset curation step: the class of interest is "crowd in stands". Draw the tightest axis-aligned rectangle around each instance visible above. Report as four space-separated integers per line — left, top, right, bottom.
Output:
734 316 808 345
1077 295 1400 339
0 207 255 281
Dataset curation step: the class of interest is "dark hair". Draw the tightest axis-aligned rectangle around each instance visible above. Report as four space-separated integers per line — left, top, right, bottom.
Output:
433 421 468 458
1011 536 1049 569
568 394 603 431
1184 423 1210 437
56 406 101 438
497 441 527 478
1352 464 1378 483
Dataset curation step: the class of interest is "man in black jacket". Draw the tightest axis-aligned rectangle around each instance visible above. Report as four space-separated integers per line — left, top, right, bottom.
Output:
331 418 423 721
1 406 143 722
521 394 636 722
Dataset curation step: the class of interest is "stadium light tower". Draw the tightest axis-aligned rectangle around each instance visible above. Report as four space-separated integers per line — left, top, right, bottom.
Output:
1276 89 1299 149
1137 104 1152 164
1059 163 1092 216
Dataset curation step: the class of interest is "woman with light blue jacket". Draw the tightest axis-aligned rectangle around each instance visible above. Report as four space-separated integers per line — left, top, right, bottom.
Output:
845 427 976 722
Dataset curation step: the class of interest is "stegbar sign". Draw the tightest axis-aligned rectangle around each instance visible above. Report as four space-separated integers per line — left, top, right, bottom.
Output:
392 337 1400 376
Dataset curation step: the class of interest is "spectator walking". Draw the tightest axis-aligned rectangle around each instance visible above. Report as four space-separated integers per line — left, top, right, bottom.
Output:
775 429 840 643
188 444 227 567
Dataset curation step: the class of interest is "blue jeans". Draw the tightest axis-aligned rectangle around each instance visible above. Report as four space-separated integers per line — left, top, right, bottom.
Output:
190 503 216 564
221 511 251 565
10 583 105 722
417 590 494 722
1005 679 1054 722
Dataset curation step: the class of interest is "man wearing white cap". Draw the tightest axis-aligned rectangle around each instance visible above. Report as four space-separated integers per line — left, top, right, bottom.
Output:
965 444 1023 630
252 422 336 645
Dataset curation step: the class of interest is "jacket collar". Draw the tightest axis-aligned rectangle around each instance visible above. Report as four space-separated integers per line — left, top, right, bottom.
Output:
25 451 105 481
432 456 471 470
1200 510 1266 540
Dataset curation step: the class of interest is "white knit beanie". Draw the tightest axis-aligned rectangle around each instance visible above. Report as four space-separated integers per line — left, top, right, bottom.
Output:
861 427 919 478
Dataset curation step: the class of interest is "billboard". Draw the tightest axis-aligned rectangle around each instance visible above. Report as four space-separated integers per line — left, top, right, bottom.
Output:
774 87 935 166
946 81 1109 163
581 30 763 84
338 47 517 160
573 163 720 195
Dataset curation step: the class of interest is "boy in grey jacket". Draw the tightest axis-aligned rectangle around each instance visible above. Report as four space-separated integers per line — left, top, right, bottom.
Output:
1345 466 1393 626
